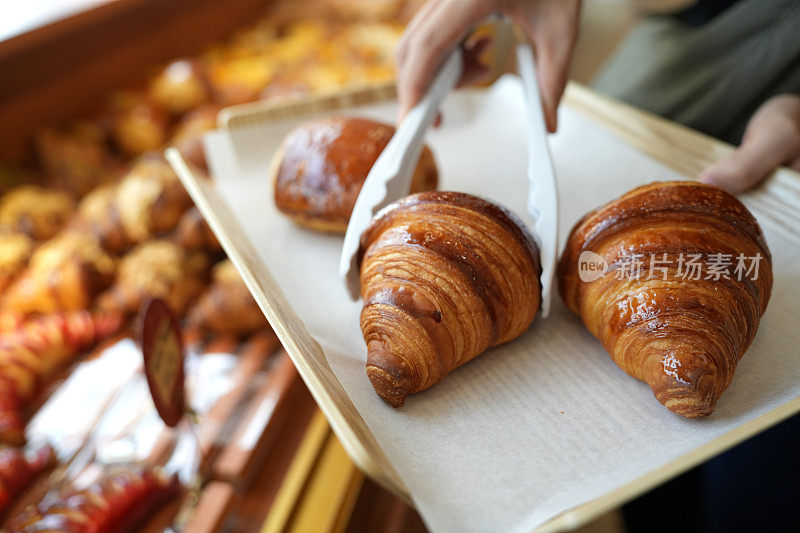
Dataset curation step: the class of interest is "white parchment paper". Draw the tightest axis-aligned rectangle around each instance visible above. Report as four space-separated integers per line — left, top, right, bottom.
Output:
204 77 800 533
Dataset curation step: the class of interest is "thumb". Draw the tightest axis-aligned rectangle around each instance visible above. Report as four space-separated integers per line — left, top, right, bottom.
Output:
699 94 800 193
697 125 798 194
696 144 774 194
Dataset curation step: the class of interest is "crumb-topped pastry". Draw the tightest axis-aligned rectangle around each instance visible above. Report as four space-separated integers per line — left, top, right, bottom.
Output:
272 116 438 233
97 240 208 316
0 186 74 241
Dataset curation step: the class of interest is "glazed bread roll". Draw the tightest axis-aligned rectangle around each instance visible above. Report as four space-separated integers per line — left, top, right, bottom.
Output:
358 191 542 406
272 117 438 233
558 181 773 417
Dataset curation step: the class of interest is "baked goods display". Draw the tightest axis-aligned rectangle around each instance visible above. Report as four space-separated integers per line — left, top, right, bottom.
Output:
7 466 179 532
0 0 424 524
558 181 773 417
273 116 438 233
358 191 542 406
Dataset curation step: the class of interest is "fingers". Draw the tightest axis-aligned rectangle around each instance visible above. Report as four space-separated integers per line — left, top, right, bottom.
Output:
509 0 582 132
698 94 800 193
395 0 496 121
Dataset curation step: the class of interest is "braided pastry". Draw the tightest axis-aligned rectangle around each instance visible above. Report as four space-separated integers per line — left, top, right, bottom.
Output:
7 466 179 532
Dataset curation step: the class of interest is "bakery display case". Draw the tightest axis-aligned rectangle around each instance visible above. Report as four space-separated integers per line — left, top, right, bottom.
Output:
4 1 798 532
0 0 430 530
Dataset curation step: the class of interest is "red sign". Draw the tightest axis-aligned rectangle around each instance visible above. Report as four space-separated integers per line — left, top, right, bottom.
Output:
140 298 185 427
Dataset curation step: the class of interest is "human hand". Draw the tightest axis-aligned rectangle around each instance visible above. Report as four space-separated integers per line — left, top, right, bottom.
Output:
698 94 800 194
395 0 582 132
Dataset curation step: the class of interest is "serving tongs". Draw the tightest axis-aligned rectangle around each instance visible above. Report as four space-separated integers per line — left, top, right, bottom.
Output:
340 40 559 317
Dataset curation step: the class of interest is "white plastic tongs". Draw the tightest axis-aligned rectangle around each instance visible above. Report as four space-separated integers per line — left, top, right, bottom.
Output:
340 41 559 318
516 42 559 317
339 48 464 299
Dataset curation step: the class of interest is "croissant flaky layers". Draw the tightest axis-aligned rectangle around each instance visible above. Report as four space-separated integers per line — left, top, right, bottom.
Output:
358 191 542 407
559 181 772 417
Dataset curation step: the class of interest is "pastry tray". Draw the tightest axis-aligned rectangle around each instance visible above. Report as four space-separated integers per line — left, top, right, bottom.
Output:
167 80 800 533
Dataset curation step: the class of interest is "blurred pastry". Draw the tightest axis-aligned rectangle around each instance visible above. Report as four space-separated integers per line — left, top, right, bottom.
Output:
359 192 541 406
272 116 438 233
168 105 218 171
207 54 277 106
188 259 268 336
325 0 426 23
0 310 123 444
0 311 24 334
0 186 74 241
97 240 209 317
106 91 169 157
76 156 193 253
0 233 33 294
2 231 116 314
148 59 210 115
6 466 178 531
36 123 119 196
175 206 222 253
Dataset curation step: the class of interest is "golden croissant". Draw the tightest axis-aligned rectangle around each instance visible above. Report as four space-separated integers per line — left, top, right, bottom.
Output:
558 181 772 417
359 191 542 406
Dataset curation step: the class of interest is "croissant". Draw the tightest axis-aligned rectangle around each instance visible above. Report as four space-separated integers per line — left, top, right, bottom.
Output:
75 156 193 253
358 191 542 406
1 231 116 314
272 116 438 233
7 466 179 533
558 181 772 417
187 259 268 336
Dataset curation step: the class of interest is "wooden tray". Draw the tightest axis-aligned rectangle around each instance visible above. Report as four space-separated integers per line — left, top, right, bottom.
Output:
167 82 800 532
